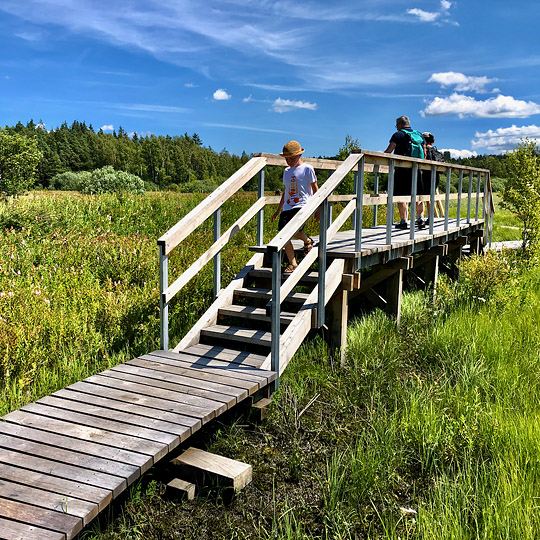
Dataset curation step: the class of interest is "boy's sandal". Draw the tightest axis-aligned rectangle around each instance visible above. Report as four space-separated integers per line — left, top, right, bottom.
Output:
284 263 297 274
303 237 314 255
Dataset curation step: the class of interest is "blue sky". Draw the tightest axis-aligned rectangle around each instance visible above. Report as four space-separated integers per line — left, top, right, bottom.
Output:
0 0 539 159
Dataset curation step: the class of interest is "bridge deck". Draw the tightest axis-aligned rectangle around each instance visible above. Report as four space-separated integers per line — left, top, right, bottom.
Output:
0 349 274 540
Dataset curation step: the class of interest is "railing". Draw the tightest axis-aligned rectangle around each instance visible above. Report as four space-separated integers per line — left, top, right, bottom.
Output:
157 150 494 383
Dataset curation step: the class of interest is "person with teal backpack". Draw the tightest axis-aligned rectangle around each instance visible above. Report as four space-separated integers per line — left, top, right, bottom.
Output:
384 116 426 229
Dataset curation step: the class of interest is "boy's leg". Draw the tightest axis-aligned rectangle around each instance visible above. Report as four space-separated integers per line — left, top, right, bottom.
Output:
284 241 297 267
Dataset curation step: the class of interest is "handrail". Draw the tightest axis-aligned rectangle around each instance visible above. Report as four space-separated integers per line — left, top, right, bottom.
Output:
158 156 266 255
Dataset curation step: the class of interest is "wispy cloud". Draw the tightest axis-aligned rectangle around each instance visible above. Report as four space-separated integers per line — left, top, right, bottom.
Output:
407 8 440 23
203 122 290 134
428 72 498 93
213 88 231 101
100 124 114 132
407 0 457 25
185 82 198 88
472 124 540 153
272 98 317 113
440 148 478 159
422 93 540 118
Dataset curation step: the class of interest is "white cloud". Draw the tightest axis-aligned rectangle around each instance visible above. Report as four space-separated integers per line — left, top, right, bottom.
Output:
428 72 498 93
213 88 231 101
272 98 318 113
243 94 253 103
407 8 440 22
422 93 540 118
440 148 478 159
203 122 289 134
185 82 198 88
100 124 114 132
472 124 540 153
440 0 452 10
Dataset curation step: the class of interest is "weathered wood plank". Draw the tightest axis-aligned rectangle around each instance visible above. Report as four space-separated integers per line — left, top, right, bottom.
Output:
218 304 295 325
201 325 271 348
82 374 217 424
64 382 201 432
0 497 81 540
0 432 137 489
0 516 65 540
0 479 97 524
0 462 112 510
0 421 148 472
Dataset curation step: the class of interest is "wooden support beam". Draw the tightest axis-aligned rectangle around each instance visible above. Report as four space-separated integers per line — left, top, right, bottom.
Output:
386 256 413 271
413 244 448 269
250 397 272 422
424 254 439 289
171 448 252 492
166 478 196 500
325 288 349 366
386 269 403 322
364 288 387 311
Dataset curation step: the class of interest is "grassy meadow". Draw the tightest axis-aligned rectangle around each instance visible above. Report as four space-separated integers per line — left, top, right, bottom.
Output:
0 187 532 539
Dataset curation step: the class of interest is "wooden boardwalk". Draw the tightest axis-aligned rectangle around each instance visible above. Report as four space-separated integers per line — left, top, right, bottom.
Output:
0 349 274 540
0 150 492 539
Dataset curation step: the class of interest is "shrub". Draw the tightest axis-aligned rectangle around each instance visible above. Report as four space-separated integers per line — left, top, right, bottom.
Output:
50 171 91 191
80 166 145 195
180 177 220 193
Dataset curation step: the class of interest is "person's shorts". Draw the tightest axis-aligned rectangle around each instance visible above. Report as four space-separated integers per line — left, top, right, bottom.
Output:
393 167 412 196
418 170 441 195
278 208 305 231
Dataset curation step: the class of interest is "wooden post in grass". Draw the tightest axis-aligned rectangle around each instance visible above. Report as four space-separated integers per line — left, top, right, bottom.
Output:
386 269 403 323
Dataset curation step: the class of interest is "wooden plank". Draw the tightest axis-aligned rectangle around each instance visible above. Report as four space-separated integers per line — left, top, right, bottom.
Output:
0 421 148 472
0 517 64 540
166 478 195 500
20 402 178 453
39 394 190 439
126 357 257 394
167 346 267 370
234 287 308 305
65 381 201 432
143 351 272 386
201 325 271 348
0 431 137 488
0 479 97 525
82 374 217 423
98 370 230 414
157 157 266 255
53 388 194 438
171 447 252 491
3 409 164 464
218 304 295 326
0 462 111 510
0 447 125 497
0 497 81 540
248 268 319 284
113 362 245 401
174 252 265 352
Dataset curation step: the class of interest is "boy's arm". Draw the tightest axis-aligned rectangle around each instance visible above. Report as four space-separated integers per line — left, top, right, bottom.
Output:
271 190 286 222
311 181 321 221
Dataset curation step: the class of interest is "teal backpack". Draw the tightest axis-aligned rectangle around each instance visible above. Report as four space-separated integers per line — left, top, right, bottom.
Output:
403 128 425 159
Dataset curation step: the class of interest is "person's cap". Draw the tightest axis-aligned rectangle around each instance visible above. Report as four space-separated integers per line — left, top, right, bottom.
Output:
280 140 304 157
422 132 434 139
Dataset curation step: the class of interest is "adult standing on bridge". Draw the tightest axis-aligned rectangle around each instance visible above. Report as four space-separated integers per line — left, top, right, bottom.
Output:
271 140 319 273
384 116 426 229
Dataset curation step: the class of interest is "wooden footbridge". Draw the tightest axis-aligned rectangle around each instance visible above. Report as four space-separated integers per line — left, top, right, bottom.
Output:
0 150 493 539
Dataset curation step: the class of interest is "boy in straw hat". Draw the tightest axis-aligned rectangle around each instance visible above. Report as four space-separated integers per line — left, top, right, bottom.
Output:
271 140 319 273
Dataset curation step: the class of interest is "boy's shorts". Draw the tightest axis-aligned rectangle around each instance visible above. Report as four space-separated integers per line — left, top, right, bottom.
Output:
278 208 305 231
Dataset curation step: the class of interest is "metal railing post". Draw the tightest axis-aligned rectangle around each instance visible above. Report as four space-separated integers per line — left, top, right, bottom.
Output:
271 250 281 386
213 208 221 299
429 165 436 235
475 172 481 221
386 159 395 245
410 162 418 241
257 168 265 246
317 199 328 328
352 170 358 231
444 167 451 232
159 243 169 350
354 158 364 269
467 171 473 224
373 164 379 227
457 170 463 227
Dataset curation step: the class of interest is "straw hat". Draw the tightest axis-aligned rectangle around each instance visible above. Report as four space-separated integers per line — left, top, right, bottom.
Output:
280 140 304 157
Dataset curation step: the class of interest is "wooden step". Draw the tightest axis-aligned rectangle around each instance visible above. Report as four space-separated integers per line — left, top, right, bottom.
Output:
248 268 319 284
200 325 271 348
234 287 309 306
218 305 295 326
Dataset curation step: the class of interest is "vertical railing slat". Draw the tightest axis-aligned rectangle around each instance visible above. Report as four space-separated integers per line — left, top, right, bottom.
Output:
467 171 473 224
159 244 169 350
257 168 265 246
386 160 395 245
475 172 481 221
410 162 418 241
317 200 328 328
429 165 436 235
354 158 365 259
213 208 221 299
457 170 463 227
271 250 281 387
373 164 380 227
444 167 451 232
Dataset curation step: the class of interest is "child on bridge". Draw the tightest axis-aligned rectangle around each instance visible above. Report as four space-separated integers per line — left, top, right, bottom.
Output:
271 140 319 273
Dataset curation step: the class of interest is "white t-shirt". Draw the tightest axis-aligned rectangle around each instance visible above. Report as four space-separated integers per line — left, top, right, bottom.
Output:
283 163 317 211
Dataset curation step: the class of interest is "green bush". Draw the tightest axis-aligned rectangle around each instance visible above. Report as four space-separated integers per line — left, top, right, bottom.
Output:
80 166 145 195
180 177 220 193
50 171 91 191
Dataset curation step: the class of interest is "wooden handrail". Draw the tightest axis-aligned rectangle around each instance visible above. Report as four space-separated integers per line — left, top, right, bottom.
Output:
158 156 266 255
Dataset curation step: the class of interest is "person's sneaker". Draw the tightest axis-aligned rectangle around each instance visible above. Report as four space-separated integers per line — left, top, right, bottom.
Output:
394 219 408 229
416 216 427 229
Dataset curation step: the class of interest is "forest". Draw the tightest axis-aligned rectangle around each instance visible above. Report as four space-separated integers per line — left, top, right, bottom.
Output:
3 120 512 192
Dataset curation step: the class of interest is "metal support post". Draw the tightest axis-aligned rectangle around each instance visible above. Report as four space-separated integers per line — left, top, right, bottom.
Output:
373 164 380 227
409 162 418 241
429 165 436 235
213 208 221 299
354 158 364 270
444 167 451 232
457 170 463 227
257 168 265 246
317 199 328 328
467 171 473 223
159 244 169 350
386 160 395 245
271 250 281 387
475 172 481 221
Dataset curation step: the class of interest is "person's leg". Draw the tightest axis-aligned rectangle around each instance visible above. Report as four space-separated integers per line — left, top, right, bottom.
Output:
397 202 408 221
284 241 297 269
